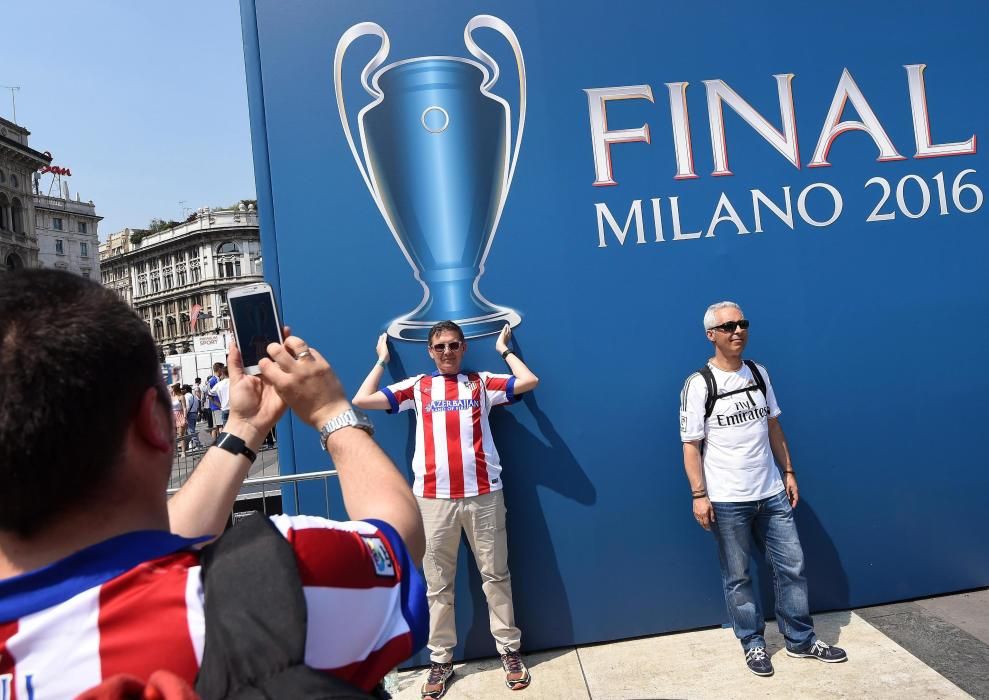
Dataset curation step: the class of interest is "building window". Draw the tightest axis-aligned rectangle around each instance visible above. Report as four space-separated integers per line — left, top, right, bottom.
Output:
151 277 160 293
52 217 64 231
80 241 89 257
10 175 18 189
10 199 23 233
164 272 173 290
139 280 148 296
217 241 240 254
191 265 201 283
82 269 90 279
78 221 87 234
177 269 187 286
55 239 65 255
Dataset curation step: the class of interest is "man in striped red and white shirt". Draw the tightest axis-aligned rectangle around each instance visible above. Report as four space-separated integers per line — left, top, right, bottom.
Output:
0 270 427 698
354 321 540 698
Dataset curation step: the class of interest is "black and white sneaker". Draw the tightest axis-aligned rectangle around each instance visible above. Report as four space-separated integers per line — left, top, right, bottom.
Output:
786 639 848 663
744 646 774 676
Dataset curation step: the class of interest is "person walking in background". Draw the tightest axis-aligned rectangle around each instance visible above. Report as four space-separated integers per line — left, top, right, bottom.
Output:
196 376 214 433
679 301 847 677
209 364 230 432
184 385 202 450
354 321 539 698
170 383 188 455
207 363 224 437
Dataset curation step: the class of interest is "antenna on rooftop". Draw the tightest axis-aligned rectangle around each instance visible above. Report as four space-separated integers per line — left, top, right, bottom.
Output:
0 86 21 123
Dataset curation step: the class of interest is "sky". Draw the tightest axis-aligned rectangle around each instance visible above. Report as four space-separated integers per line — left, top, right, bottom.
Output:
3 1 256 239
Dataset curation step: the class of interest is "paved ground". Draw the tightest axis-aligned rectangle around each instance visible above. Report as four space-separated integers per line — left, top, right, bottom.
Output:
391 588 989 699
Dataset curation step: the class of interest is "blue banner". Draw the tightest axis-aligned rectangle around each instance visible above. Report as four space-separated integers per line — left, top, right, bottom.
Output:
241 0 989 662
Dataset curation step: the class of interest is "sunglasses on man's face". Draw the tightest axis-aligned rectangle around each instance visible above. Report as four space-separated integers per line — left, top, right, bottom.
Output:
709 319 750 334
431 341 463 352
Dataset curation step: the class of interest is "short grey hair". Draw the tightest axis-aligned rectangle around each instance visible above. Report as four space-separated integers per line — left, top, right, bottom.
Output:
704 301 743 330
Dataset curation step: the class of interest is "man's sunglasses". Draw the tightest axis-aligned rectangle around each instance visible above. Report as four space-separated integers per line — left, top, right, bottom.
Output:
431 341 463 352
708 319 750 333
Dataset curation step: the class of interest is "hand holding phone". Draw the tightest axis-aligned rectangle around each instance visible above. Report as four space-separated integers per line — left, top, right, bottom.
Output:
227 283 283 375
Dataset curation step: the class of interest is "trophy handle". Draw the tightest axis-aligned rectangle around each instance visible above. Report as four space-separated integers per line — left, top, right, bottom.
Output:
464 15 527 191
333 22 391 205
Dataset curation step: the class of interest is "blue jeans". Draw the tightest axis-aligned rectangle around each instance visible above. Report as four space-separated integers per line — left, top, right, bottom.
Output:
711 490 816 652
186 413 200 447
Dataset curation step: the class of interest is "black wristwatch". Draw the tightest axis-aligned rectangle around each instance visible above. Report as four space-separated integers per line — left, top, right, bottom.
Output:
214 432 257 463
501 348 515 360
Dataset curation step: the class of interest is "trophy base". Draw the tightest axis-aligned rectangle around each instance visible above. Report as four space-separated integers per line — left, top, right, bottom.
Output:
388 307 521 342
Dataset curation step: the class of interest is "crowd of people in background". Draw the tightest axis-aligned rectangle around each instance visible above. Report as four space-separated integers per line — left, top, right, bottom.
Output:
169 363 276 455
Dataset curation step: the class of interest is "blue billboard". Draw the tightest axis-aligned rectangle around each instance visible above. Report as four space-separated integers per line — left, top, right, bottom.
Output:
240 0 989 662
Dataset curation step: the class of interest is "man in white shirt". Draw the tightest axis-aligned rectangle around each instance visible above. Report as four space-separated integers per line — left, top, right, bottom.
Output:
679 301 847 677
209 366 231 427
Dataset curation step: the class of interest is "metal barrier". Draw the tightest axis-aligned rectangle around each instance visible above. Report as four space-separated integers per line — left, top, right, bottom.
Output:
167 460 339 520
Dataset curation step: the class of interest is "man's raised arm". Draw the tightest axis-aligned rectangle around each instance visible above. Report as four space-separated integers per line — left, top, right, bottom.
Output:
262 336 425 561
167 341 287 539
495 324 539 394
353 332 394 411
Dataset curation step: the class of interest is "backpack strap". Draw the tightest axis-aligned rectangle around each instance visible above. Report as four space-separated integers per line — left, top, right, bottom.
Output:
698 365 718 420
195 513 372 700
743 359 767 398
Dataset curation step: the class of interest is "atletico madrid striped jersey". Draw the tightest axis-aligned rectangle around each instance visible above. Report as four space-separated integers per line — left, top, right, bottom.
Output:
0 515 427 699
382 371 517 499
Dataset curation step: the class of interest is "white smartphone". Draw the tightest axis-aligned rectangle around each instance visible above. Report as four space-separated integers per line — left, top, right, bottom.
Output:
227 282 283 375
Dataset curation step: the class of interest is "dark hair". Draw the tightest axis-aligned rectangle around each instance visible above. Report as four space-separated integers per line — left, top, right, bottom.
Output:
0 270 162 537
427 320 465 345
194 377 201 383
212 362 224 373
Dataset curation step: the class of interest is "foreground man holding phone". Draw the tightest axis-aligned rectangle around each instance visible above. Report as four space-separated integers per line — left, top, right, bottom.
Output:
679 301 847 677
354 321 539 698
0 270 426 696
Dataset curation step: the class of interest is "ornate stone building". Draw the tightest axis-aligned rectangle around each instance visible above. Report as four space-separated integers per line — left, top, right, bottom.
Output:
99 204 262 357
0 117 50 271
34 183 103 279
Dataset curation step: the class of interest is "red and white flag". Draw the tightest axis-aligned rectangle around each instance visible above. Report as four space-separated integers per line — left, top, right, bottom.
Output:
190 304 202 331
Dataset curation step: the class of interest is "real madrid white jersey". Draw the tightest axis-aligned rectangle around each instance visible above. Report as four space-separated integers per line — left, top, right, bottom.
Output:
680 362 785 502
383 371 516 499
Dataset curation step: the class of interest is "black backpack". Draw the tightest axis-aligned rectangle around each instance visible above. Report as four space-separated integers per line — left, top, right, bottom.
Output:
698 359 768 419
195 513 376 700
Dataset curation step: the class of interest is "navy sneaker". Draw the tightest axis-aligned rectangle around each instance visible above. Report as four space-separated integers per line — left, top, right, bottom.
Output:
744 646 774 676
786 639 848 663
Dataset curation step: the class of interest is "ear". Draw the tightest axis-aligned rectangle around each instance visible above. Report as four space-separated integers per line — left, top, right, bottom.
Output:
706 330 716 343
135 386 173 454
461 339 468 352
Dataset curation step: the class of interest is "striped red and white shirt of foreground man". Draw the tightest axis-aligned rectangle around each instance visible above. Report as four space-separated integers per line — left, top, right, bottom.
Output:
0 514 428 698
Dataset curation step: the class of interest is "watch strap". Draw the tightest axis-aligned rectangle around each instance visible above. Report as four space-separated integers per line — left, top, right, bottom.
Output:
214 432 257 463
501 349 515 360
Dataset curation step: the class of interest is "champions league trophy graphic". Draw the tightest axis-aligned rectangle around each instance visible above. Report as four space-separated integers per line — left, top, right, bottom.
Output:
334 15 525 341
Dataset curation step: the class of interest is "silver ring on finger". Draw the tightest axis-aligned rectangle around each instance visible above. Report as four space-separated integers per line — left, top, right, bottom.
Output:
296 350 313 360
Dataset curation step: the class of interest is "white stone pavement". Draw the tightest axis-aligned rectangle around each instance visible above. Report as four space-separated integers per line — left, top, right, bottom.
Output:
391 610 971 699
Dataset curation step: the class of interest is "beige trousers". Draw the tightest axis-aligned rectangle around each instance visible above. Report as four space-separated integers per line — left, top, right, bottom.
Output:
417 490 522 663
